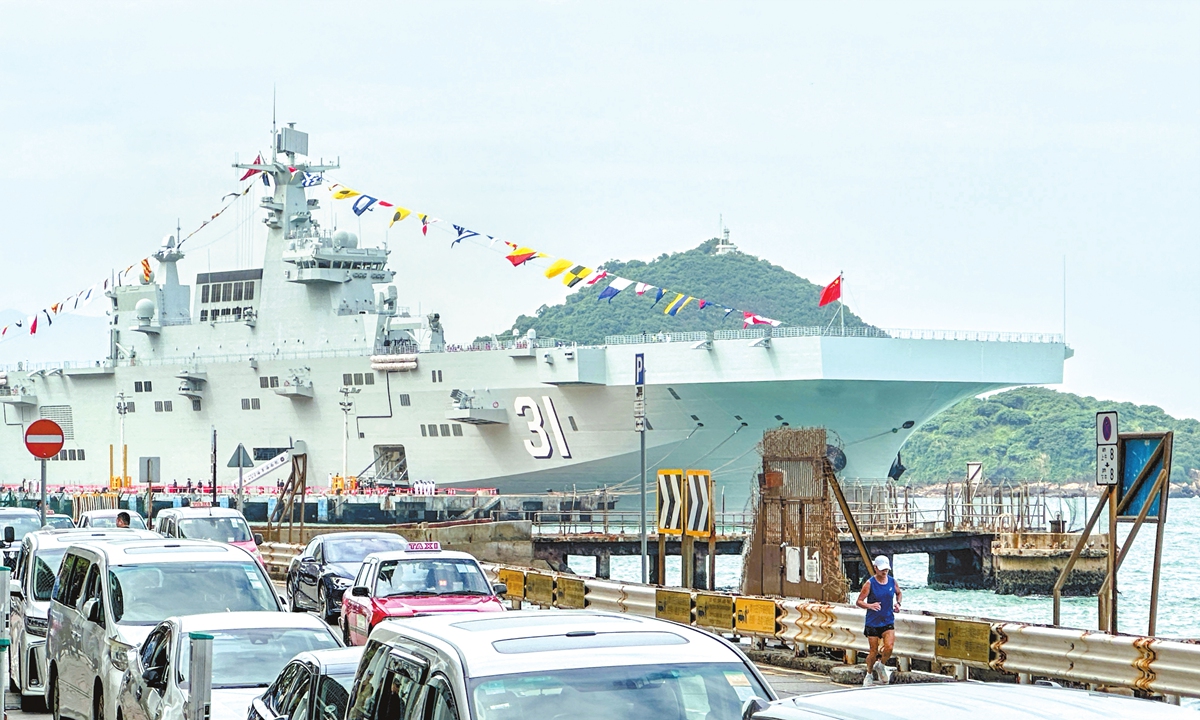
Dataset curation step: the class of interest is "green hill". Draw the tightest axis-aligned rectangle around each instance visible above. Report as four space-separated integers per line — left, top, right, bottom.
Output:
485 240 1199 486
481 238 867 345
902 387 1200 486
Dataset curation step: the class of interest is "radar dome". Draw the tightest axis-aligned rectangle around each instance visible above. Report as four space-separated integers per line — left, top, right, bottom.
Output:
134 299 156 321
333 230 359 248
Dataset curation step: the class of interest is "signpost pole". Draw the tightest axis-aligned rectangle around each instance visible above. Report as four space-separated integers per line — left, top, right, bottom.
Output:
635 353 648 585
40 458 47 527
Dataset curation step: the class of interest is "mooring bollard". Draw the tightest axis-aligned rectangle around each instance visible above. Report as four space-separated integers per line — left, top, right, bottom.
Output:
188 632 214 720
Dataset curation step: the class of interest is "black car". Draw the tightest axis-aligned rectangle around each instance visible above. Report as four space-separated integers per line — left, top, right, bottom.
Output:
285 531 409 621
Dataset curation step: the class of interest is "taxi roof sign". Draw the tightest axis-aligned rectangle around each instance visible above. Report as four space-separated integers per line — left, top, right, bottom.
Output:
407 541 441 552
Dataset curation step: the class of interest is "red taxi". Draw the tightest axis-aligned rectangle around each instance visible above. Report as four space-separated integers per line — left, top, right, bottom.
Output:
339 542 505 645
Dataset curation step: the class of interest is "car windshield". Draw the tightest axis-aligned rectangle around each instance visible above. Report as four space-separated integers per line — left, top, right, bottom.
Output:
2 516 43 541
469 663 768 720
375 558 491 596
32 548 67 601
326 537 408 564
108 561 277 624
44 516 75 529
87 515 147 529
178 517 251 543
178 627 340 689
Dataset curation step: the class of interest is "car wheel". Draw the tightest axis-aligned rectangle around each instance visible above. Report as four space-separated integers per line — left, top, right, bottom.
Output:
342 618 352 646
287 579 302 612
319 585 336 624
92 680 103 720
49 667 61 720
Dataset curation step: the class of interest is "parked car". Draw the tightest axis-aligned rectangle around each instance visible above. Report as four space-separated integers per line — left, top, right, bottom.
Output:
78 509 148 530
43 514 76 530
117 611 342 720
8 528 159 711
741 681 1198 719
286 532 409 622
0 508 46 567
47 538 283 720
340 544 504 646
344 610 775 720
249 647 364 720
155 506 264 565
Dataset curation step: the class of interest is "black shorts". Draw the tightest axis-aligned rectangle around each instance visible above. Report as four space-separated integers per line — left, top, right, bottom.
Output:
864 624 894 638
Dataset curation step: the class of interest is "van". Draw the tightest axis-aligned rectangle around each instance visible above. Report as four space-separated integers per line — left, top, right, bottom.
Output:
155 506 265 565
8 528 158 711
47 538 283 720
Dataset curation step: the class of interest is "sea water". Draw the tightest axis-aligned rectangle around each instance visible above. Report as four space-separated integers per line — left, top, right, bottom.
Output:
581 496 1200 639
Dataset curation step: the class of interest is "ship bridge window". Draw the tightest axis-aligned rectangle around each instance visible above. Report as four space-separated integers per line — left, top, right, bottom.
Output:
154 401 173 412
222 283 233 302
253 447 288 461
427 424 438 437
439 424 450 437
244 282 255 300
125 402 136 413
451 424 463 437
201 285 210 303
241 398 262 411
134 381 153 393
430 370 443 383
53 449 85 462
398 394 411 406
259 376 280 389
232 282 244 302
200 310 208 322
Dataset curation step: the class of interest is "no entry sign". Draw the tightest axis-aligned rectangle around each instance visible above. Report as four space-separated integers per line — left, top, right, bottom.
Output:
25 419 65 459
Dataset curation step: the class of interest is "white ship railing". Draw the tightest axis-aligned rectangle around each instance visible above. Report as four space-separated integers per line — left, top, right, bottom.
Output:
607 327 1065 344
0 327 1065 372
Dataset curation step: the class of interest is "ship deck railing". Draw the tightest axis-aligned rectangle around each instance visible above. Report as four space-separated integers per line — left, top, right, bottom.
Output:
606 326 1065 345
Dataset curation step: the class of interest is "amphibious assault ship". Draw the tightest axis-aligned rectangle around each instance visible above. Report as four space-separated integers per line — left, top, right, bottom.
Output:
0 126 1069 508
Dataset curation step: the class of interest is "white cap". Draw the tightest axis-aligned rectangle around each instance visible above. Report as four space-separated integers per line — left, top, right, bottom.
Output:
873 555 891 571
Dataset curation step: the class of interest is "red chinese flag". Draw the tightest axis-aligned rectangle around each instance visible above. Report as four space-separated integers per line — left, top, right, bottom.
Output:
819 275 842 307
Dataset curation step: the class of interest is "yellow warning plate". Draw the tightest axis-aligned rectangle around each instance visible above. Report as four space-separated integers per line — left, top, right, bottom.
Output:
496 568 525 599
735 597 778 635
525 572 554 606
555 577 587 609
695 593 734 630
655 589 693 624
935 618 992 664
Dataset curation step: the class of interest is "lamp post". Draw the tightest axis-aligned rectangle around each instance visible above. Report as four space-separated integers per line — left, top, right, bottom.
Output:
339 385 360 486
116 391 130 486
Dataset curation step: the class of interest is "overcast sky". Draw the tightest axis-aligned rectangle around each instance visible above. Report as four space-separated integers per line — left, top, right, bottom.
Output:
1 1 1197 419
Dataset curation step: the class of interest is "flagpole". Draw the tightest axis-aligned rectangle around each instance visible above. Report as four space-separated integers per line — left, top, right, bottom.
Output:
839 272 845 336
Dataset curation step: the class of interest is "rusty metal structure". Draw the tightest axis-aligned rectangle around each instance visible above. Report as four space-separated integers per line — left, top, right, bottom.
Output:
741 428 860 602
265 441 309 543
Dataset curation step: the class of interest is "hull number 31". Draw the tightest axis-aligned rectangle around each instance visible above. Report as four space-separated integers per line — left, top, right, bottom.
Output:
515 396 572 459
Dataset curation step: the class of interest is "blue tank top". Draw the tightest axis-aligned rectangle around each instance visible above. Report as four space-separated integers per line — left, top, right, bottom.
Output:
864 575 896 628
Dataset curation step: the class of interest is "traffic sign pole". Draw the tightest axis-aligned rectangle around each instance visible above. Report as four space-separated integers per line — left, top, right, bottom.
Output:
40 460 47 527
635 353 647 584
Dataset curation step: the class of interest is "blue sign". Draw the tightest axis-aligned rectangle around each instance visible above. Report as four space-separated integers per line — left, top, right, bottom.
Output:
1119 436 1164 520
634 353 645 386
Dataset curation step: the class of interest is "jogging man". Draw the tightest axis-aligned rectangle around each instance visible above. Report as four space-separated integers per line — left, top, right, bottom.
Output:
855 555 901 684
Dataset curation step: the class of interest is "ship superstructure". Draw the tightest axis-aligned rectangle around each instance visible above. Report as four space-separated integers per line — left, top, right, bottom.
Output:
0 126 1070 508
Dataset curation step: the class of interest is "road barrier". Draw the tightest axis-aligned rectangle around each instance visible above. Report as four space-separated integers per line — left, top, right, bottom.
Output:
481 562 1200 700
251 541 1200 699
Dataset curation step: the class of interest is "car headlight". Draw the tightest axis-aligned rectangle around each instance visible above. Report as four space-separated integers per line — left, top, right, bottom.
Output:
330 576 352 587
24 615 48 638
108 642 132 672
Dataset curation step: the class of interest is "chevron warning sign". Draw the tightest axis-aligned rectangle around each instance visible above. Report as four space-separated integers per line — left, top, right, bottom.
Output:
685 469 713 538
657 469 685 534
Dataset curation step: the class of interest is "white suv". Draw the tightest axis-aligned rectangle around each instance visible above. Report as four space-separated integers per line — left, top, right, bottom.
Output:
9 528 158 711
47 538 283 720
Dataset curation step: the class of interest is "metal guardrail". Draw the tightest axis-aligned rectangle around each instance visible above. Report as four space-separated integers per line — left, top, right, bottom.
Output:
518 510 754 537
481 562 1200 700
260 542 302 579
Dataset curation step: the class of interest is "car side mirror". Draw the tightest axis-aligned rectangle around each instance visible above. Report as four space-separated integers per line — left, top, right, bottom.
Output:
492 583 508 596
351 586 369 597
3 526 13 544
83 598 104 624
741 697 770 720
254 533 264 546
